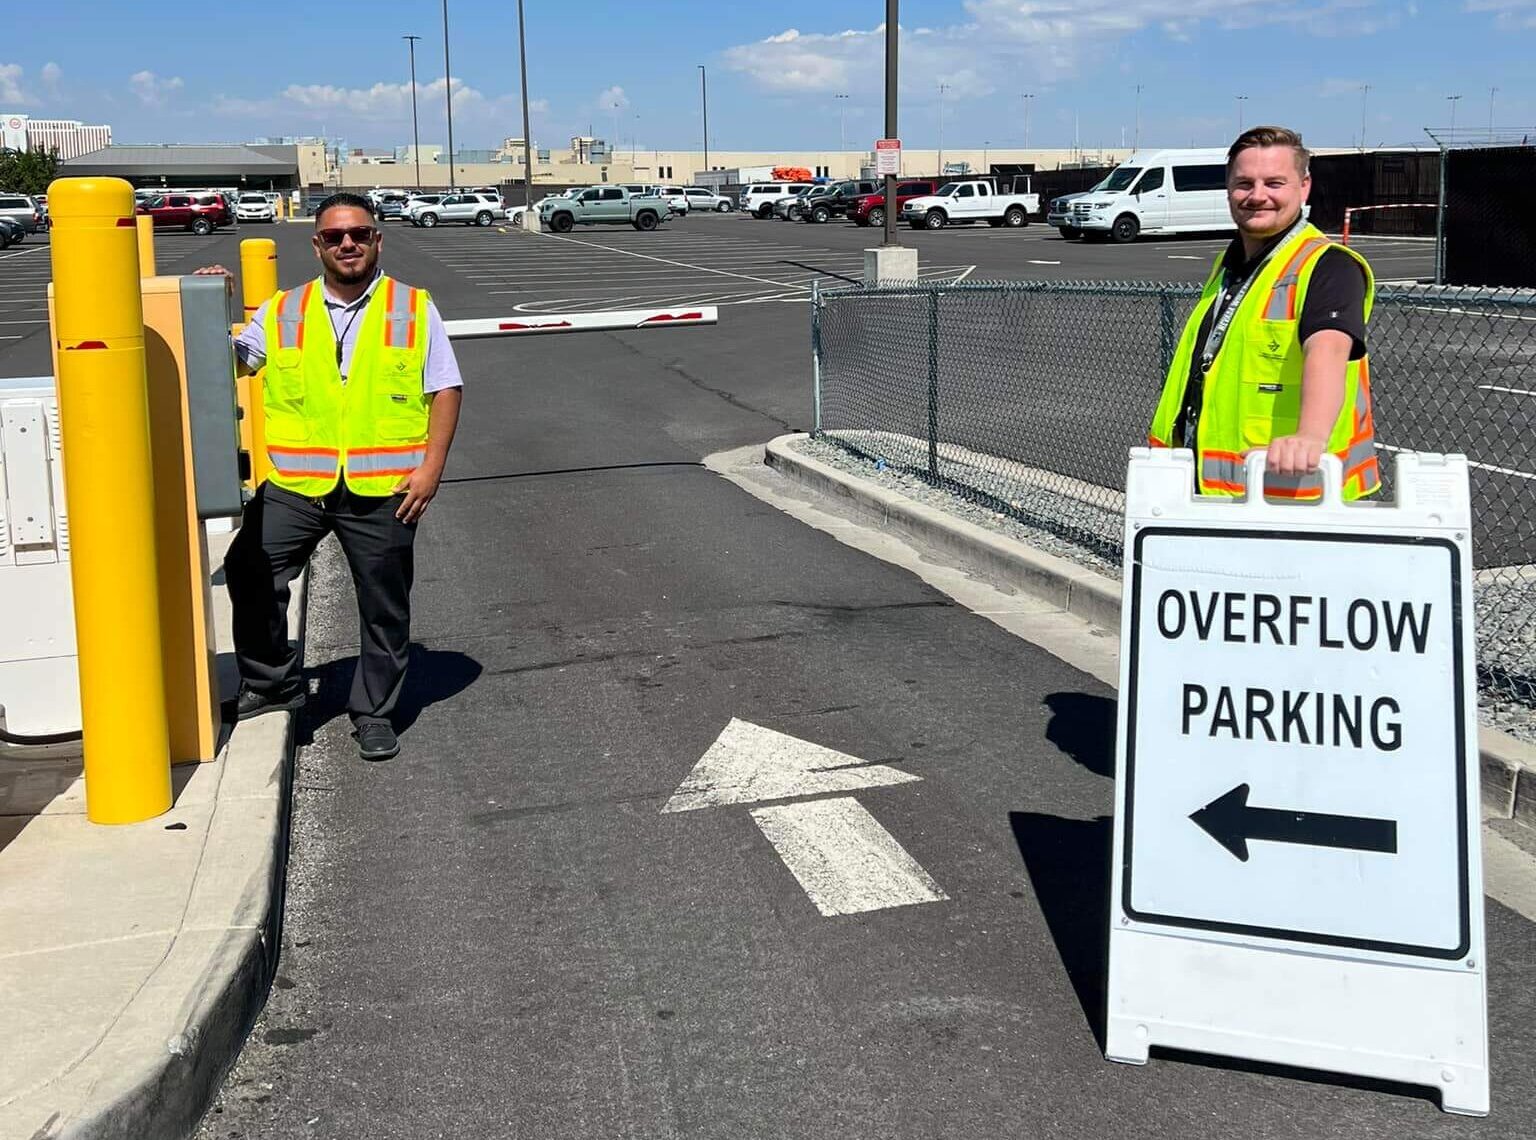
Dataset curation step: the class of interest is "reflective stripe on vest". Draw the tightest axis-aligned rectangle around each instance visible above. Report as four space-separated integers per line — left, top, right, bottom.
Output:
347 444 427 477
275 282 313 349
1262 237 1331 321
266 445 340 478
381 278 419 349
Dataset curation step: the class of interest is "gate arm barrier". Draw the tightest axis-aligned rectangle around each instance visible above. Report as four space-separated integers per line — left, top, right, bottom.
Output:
442 306 718 339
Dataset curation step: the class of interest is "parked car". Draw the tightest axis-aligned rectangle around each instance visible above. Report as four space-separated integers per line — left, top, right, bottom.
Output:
0 193 45 234
681 186 733 213
647 186 690 214
800 179 881 223
1065 149 1233 242
899 179 1039 229
407 192 506 227
540 186 669 232
850 180 938 228
772 185 821 221
0 216 25 247
375 191 409 219
134 192 232 235
235 192 275 223
740 182 813 218
782 184 837 221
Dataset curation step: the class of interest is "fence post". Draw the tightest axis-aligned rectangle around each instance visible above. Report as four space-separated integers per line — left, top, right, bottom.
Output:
1434 144 1448 286
927 288 940 479
811 278 822 436
1158 287 1176 380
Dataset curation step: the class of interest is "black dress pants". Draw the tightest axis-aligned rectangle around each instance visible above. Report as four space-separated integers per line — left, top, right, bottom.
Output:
225 482 416 726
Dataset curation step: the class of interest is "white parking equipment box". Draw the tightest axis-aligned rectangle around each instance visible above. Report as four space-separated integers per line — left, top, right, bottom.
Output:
1107 448 1488 1116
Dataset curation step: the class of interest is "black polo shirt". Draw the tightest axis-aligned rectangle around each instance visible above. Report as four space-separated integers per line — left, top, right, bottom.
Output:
1174 232 1369 449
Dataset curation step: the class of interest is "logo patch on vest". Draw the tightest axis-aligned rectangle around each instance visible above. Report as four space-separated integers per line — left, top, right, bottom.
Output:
389 393 409 403
1258 383 1284 393
1259 335 1285 361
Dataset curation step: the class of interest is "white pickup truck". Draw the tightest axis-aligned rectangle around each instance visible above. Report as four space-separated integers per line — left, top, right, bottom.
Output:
899 179 1039 230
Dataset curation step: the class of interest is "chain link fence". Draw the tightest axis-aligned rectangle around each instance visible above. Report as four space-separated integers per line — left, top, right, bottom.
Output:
812 278 1536 712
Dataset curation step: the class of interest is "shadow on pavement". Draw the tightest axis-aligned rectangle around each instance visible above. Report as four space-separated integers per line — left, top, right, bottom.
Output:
296 645 483 746
1043 691 1117 778
1010 811 1111 1050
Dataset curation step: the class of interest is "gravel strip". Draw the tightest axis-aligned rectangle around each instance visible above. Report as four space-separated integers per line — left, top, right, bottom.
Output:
794 434 1535 744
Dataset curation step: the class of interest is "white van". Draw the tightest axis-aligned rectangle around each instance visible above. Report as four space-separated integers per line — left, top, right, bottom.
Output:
1069 149 1235 243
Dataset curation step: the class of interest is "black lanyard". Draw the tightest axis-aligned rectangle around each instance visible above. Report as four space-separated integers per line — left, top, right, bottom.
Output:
1199 217 1306 374
332 303 365 374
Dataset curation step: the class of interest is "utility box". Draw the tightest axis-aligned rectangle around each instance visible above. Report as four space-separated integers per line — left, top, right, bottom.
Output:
0 376 80 738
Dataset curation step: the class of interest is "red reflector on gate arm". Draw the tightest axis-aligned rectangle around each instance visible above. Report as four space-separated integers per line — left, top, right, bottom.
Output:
641 312 704 324
498 320 573 330
65 340 109 350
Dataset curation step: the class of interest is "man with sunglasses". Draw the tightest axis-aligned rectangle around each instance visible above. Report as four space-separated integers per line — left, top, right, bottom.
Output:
196 192 462 761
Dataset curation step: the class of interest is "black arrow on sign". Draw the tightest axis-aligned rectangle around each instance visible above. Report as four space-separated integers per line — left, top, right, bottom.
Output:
1190 784 1398 862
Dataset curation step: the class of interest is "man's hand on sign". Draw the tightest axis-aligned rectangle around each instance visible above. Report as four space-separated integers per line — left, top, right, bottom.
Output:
394 462 443 525
1266 434 1327 476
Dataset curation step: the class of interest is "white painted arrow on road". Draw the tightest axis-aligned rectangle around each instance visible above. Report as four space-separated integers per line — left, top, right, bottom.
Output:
664 719 947 916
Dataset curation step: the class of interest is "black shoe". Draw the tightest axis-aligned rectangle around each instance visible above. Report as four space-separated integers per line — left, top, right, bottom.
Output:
355 722 400 762
228 684 306 722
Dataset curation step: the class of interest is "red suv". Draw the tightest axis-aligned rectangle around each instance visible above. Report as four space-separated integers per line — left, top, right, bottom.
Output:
135 192 233 235
851 180 939 228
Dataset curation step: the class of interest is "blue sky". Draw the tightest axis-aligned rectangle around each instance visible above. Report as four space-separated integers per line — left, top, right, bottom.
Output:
3 1 1532 154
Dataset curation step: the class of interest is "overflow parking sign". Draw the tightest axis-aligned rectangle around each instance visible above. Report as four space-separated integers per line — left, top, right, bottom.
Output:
1107 448 1489 1116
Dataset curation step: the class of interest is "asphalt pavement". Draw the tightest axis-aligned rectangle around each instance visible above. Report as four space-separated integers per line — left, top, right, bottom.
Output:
167 216 1536 1140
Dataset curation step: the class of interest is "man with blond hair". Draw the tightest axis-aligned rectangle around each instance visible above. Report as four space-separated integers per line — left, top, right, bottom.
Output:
1148 126 1378 500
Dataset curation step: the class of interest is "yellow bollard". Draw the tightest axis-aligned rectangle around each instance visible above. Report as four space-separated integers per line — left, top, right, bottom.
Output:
135 214 156 278
239 237 278 486
49 177 173 824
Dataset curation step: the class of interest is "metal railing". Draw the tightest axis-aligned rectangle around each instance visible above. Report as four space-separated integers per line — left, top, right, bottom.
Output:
812 278 1536 709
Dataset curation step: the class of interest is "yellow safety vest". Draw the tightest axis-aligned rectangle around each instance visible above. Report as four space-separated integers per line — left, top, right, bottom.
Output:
1148 223 1380 500
260 275 431 498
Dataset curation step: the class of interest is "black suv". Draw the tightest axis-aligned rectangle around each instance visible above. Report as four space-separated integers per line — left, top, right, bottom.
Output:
801 179 881 223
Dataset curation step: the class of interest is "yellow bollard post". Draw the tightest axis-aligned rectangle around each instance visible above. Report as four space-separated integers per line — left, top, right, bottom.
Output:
135 214 156 278
239 237 279 485
49 177 173 824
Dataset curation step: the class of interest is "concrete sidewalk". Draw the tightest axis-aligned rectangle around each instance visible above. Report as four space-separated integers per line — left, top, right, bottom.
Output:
0 535 304 1140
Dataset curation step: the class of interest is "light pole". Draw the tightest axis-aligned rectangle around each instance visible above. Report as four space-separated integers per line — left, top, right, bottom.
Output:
983 140 989 174
611 100 621 163
836 93 849 159
403 36 423 189
1021 92 1033 150
1133 84 1142 150
1447 93 1462 138
1488 86 1498 137
698 65 709 177
937 81 950 176
516 0 532 212
441 0 456 190
881 0 898 248
1359 83 1369 150
1235 94 1248 134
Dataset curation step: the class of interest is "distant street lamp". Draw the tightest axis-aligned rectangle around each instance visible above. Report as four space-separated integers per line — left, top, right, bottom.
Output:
517 0 532 211
1020 93 1034 150
937 82 951 176
1235 94 1248 134
403 35 423 189
698 65 709 176
441 0 456 190
836 93 849 157
1447 93 1462 137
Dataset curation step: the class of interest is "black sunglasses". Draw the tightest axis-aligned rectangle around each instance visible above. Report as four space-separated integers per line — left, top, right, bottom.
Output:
317 226 378 247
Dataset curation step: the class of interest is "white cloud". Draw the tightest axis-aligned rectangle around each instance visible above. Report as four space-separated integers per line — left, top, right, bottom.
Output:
1317 78 1369 98
282 75 485 117
1464 0 1536 27
0 63 31 105
129 70 184 107
722 3 1401 99
40 62 62 97
596 85 629 111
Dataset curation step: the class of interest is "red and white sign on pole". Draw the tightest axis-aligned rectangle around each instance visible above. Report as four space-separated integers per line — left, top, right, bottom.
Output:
875 139 901 176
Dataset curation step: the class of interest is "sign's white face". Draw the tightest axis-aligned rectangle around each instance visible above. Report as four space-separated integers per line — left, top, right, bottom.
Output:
1124 529 1467 958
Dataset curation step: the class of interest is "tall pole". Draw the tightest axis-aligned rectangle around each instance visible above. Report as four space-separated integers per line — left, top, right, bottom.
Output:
1021 92 1033 151
937 82 950 176
1133 84 1142 151
1236 94 1248 134
836 93 848 158
517 0 533 210
1359 83 1369 150
403 35 422 189
882 0 898 248
441 0 456 190
1447 93 1461 138
698 65 709 178
1488 86 1498 137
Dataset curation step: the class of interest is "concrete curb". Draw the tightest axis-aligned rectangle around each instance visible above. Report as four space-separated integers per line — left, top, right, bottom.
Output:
764 432 1536 831
43 570 309 1140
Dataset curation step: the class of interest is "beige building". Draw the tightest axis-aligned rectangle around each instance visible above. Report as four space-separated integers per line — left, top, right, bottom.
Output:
337 144 1132 192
